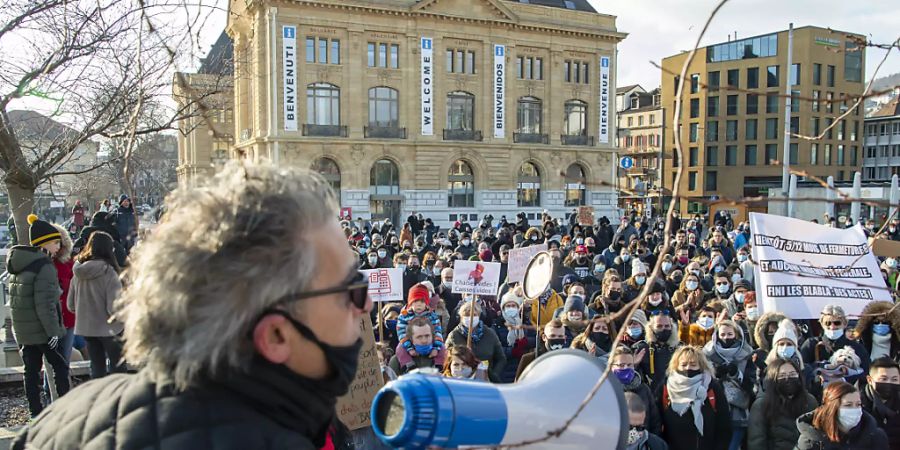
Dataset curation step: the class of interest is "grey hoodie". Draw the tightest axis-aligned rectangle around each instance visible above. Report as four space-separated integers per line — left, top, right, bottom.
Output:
67 260 123 337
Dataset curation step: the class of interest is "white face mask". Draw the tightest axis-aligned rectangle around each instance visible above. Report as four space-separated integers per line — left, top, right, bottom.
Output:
685 280 699 291
503 307 519 319
777 344 795 359
697 317 714 330
662 262 673 273
464 316 480 329
734 292 745 303
824 328 844 340
649 296 663 306
838 407 863 430
732 274 742 283
451 366 474 379
738 254 748 262
716 284 730 294
745 307 759 320
462 239 471 246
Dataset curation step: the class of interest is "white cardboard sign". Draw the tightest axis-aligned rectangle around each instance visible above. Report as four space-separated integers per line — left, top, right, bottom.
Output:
361 268 403 302
452 261 502 296
507 243 548 284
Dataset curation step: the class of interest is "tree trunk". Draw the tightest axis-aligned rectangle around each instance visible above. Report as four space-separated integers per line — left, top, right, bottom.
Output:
6 180 36 245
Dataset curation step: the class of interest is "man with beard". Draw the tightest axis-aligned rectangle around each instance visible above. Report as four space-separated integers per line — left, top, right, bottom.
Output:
569 245 593 279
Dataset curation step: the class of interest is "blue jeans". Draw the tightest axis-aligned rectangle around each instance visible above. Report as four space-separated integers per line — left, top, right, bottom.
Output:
729 426 746 450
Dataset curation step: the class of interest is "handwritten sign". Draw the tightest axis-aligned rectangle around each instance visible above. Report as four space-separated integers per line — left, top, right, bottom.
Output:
507 243 548 284
336 317 383 430
452 260 502 296
361 268 403 302
577 206 595 226
749 212 886 319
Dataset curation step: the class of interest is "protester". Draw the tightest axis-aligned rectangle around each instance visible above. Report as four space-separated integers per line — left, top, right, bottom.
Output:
624 392 669 450
614 345 661 435
13 163 371 448
7 214 70 417
67 231 125 378
657 346 732 450
571 315 616 363
800 304 871 380
641 313 682 391
855 301 900 362
796 380 888 449
395 284 444 371
50 223 76 365
389 316 446 375
516 319 566 381
703 319 755 450
113 194 138 251
861 357 900 448
678 305 718 347
443 345 486 380
446 300 505 382
747 358 818 450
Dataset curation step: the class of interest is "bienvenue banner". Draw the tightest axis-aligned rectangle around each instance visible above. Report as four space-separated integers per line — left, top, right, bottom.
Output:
749 212 886 319
283 26 298 131
493 44 505 139
598 56 610 144
421 37 434 136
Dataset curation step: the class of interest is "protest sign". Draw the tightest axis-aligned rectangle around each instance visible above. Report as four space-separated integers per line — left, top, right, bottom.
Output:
361 268 403 302
577 206 595 226
452 260 502 296
749 212 887 319
336 317 383 430
507 243 548 284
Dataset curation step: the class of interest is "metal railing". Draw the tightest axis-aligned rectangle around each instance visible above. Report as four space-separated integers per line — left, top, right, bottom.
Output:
560 134 595 146
364 126 407 139
513 133 549 144
302 124 349 137
443 129 483 141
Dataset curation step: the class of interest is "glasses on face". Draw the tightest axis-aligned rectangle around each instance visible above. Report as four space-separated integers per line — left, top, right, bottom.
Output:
283 270 370 310
824 321 843 327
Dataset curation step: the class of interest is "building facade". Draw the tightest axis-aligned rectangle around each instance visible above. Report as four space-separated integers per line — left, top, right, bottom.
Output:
616 86 663 216
661 26 866 214
863 99 900 181
220 0 625 227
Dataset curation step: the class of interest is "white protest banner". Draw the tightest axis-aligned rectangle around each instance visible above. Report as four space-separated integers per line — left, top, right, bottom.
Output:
749 212 887 319
420 37 434 136
598 56 610 144
452 261 502 296
361 268 403 302
507 243 548 284
493 44 505 139
282 26 297 131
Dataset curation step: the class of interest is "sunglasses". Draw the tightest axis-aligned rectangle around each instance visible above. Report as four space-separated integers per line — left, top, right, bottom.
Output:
824 320 843 327
283 271 370 310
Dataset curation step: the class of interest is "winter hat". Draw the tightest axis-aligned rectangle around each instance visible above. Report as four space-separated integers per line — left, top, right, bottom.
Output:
772 319 799 347
628 309 648 328
564 294 585 313
479 249 493 262
27 214 61 247
501 290 524 309
733 280 752 291
419 280 436 296
561 274 579 290
406 284 431 308
118 194 130 204
631 260 648 275
574 245 589 254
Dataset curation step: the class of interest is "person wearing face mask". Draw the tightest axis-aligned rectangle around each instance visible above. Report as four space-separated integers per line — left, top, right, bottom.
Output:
571 316 616 364
796 380 888 449
801 305 871 380
498 289 531 379
862 357 900 448
589 275 626 320
703 272 732 306
442 346 487 381
614 216 639 245
665 269 684 297
445 300 505 382
614 347 662 436
360 248 381 270
612 245 637 280
454 232 477 260
582 254 607 299
641 313 683 391
401 255 427 300
375 304 402 351
747 358 818 450
624 261 650 303
672 273 706 317
658 346 732 450
521 227 544 248
560 294 590 342
640 283 674 318
375 244 393 267
515 319 567 381
678 305 719 348
622 310 650 348
855 301 900 363
438 268 462 332
564 245 593 279
389 317 447 375
623 392 668 450
719 279 751 327
703 320 756 450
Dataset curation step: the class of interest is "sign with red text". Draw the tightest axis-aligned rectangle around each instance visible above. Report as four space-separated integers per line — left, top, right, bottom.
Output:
361 268 403 302
452 260 502 296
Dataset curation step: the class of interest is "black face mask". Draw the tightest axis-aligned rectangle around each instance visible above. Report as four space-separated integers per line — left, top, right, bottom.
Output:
679 368 703 378
875 382 900 400
546 338 567 351
719 337 737 348
267 310 362 396
590 332 611 351
776 378 802 397
654 329 672 342
766 333 776 345
607 290 622 301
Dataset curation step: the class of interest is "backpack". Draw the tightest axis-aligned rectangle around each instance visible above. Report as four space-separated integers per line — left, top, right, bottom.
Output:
661 383 717 413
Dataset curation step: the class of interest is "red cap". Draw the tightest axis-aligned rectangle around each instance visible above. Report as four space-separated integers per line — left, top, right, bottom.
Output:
407 284 431 308
575 245 588 254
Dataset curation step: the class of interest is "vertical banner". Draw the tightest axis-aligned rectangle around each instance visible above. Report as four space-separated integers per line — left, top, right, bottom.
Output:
282 26 298 131
420 37 434 136
749 212 885 319
598 56 610 144
493 44 506 139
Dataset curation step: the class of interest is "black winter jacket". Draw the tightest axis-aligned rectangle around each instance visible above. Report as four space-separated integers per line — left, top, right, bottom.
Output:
657 377 732 450
795 410 888 449
12 365 346 450
861 384 900 450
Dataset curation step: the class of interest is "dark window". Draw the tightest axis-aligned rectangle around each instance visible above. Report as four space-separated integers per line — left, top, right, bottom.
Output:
766 118 778 139
517 96 543 134
837 145 845 165
765 144 777 165
767 65 779 88
726 120 738 141
446 91 475 130
726 145 737 166
517 162 541 207
844 41 862 82
813 63 822 85
727 69 739 88
812 90 820 112
825 144 832 165
790 143 798 165
448 160 475 208
690 74 700 94
708 71 720 91
690 99 700 118
447 48 476 74
564 164 587 207
810 144 818 165
747 67 759 89
706 146 718 166
746 94 759 114
850 145 858 166
827 65 835 87
746 119 758 140
745 145 757 166
790 63 800 85
791 90 800 113
705 171 717 191
706 120 719 142
707 96 719 117
563 100 588 136
688 171 697 190
312 157 341 197
790 116 800 135
370 159 400 195
689 147 699 166
727 95 738 115
689 123 699 143
766 93 779 114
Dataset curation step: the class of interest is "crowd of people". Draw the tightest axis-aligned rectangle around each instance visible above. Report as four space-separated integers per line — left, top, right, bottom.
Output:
350 209 900 450
6 162 900 450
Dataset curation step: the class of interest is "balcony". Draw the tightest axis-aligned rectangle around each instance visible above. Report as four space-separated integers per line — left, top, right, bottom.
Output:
364 126 407 139
513 133 549 144
560 134 595 146
302 124 348 137
443 129 483 141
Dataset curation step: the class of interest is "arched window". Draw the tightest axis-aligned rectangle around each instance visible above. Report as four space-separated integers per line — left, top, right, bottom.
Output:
370 159 400 196
564 163 587 207
446 91 475 131
448 160 474 208
517 162 541 207
563 100 587 136
517 96 542 134
311 157 341 198
368 87 399 128
307 83 340 125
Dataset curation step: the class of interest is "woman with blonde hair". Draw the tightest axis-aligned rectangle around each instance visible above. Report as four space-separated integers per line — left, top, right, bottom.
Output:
796 380 887 449
658 346 732 450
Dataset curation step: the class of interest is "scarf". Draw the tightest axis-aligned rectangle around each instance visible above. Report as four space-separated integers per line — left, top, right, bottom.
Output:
871 332 892 361
505 315 524 346
538 289 553 306
459 322 485 343
667 372 711 436
210 356 343 448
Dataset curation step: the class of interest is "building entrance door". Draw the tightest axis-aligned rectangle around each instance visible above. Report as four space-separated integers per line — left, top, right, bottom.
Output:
370 198 401 225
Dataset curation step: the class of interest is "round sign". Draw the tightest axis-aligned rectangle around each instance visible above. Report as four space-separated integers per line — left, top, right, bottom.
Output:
620 156 634 170
523 251 554 299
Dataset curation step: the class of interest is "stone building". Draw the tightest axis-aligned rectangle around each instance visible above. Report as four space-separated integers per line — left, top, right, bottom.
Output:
615 86 663 216
218 0 625 227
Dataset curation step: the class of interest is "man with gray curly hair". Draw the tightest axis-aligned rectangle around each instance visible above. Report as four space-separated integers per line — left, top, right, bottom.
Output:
13 162 373 450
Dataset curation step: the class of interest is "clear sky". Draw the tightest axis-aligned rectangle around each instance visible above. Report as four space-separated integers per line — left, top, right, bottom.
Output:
591 0 900 91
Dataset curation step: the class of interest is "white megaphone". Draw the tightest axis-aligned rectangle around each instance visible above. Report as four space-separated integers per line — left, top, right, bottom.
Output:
369 251 627 449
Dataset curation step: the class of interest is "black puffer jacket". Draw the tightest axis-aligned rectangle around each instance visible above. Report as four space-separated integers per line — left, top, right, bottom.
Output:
795 410 888 449
12 365 342 450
